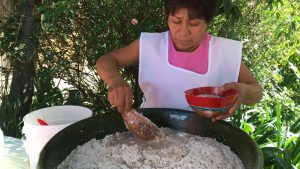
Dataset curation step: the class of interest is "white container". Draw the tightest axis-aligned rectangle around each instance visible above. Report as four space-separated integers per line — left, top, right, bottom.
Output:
22 105 93 169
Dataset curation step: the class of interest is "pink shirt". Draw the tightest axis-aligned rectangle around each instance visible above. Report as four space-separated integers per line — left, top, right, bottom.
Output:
168 32 211 74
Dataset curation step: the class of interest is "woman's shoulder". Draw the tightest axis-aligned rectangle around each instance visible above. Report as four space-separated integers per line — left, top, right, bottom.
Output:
141 31 168 38
140 31 169 42
209 34 243 44
209 34 243 47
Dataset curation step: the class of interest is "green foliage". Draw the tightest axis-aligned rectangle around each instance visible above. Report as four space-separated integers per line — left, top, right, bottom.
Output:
211 0 300 168
232 98 300 168
0 92 23 137
36 0 168 113
0 14 25 137
0 0 299 168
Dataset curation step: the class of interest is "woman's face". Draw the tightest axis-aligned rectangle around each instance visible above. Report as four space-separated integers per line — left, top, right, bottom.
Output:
168 8 208 52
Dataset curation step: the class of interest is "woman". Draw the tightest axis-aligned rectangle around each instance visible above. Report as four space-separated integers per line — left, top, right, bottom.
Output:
96 0 263 122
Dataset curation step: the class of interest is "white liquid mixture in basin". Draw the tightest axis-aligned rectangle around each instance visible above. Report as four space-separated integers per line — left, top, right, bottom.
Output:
58 128 244 169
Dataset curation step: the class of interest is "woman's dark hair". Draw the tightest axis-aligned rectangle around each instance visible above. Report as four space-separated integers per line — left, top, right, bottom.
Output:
165 0 218 23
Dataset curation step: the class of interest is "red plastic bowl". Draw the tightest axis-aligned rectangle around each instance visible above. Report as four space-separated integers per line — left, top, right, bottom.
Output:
185 86 237 116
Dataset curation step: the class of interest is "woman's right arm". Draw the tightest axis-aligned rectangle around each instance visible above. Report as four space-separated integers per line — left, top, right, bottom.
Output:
96 38 140 114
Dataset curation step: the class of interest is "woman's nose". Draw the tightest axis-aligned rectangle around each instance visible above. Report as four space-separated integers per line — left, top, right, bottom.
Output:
179 24 190 36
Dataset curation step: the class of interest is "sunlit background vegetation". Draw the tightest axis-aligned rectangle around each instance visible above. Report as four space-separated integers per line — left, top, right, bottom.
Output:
0 0 299 168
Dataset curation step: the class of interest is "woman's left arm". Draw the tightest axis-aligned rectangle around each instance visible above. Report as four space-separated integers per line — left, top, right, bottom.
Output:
212 62 263 122
235 62 263 105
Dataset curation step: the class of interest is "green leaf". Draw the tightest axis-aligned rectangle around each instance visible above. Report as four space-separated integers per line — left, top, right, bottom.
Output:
243 121 254 133
284 135 298 148
38 4 49 13
283 149 292 168
293 152 300 166
275 155 289 169
262 146 281 166
268 0 275 5
290 118 300 133
276 101 282 147
264 99 271 121
292 137 300 162
289 62 300 79
222 0 233 16
256 129 276 145
229 4 242 22
233 4 242 19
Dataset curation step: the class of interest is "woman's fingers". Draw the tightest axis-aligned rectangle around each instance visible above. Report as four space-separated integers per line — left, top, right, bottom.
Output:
108 94 114 107
212 83 243 122
107 82 132 114
117 92 125 113
228 98 242 115
211 99 241 122
221 82 236 92
117 88 132 114
108 85 117 107
124 90 133 114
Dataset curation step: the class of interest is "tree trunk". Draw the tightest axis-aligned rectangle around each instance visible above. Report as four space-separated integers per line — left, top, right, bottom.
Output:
7 0 41 137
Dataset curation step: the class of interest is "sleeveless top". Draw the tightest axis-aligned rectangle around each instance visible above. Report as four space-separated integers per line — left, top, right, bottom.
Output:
168 32 211 74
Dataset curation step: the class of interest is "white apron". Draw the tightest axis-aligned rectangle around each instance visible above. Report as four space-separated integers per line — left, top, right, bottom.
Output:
139 31 242 110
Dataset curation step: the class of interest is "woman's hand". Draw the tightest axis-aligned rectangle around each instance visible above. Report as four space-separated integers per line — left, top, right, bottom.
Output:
108 79 133 114
211 63 264 122
211 82 248 122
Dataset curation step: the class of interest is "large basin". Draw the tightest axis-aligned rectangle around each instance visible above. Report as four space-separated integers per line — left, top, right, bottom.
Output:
38 108 263 169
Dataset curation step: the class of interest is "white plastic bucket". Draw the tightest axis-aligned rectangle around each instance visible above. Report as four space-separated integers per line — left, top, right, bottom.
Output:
22 105 93 169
